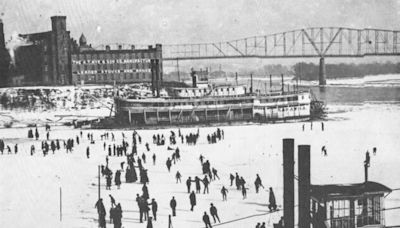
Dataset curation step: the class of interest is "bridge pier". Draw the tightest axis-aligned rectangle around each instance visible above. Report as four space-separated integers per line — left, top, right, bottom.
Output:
319 57 327 86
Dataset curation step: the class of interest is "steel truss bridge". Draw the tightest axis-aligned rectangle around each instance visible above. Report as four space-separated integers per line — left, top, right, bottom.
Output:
163 27 400 60
97 27 400 85
161 27 400 85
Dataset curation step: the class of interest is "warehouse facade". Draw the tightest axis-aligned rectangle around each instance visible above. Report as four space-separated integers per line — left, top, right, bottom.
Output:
71 41 162 86
9 16 163 88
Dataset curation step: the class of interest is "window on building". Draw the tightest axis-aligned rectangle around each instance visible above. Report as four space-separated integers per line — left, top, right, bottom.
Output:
356 197 381 227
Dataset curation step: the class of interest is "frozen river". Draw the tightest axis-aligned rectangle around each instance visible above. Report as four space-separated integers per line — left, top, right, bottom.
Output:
1 78 400 228
0 102 399 228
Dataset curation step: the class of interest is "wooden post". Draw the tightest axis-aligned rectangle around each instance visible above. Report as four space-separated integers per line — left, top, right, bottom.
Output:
60 187 62 221
98 165 100 201
168 110 172 124
128 110 131 124
143 110 147 124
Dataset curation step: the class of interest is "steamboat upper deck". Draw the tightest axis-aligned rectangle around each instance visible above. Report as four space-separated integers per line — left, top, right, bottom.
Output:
115 90 313 126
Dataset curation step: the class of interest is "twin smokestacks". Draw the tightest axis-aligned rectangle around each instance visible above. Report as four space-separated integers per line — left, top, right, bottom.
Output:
282 138 311 228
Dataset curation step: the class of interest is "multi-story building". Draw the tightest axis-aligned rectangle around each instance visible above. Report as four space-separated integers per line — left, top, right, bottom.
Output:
71 35 163 95
14 16 72 86
9 16 163 89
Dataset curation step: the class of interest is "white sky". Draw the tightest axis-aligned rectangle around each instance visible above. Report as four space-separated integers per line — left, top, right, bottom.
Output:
1 0 400 45
1 0 400 71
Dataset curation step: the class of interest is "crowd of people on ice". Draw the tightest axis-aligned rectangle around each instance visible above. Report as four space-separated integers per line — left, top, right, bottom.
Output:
86 127 284 228
0 120 381 228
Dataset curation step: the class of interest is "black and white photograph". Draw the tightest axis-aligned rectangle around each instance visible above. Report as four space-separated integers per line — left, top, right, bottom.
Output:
0 1 399 227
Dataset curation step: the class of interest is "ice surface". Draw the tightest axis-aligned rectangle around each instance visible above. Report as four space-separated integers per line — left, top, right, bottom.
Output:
0 104 399 228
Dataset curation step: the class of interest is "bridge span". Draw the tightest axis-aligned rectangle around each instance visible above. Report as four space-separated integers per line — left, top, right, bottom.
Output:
162 27 400 85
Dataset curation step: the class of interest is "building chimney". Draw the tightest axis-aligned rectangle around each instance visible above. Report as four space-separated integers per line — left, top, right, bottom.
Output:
283 138 295 228
298 145 311 228
0 19 5 49
105 45 110 51
131 45 135 50
118 45 122 50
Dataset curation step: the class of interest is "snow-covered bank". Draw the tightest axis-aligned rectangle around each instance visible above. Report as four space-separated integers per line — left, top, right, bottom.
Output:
291 74 400 88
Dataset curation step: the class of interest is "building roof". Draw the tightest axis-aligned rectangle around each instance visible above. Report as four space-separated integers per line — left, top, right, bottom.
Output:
311 181 391 202
79 33 87 46
19 31 52 42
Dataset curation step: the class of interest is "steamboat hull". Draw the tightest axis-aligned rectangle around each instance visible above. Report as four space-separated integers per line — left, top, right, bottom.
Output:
115 91 317 126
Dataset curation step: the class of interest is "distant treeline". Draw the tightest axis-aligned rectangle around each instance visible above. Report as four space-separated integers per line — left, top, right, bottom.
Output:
293 62 400 81
164 62 400 81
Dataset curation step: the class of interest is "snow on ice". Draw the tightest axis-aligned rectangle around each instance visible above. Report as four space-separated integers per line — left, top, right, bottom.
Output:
0 104 399 228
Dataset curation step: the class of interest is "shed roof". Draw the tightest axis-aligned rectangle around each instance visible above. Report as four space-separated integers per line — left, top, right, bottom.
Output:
311 181 391 201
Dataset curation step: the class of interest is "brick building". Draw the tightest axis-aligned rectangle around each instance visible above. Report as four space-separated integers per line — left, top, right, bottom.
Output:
14 16 72 85
9 16 163 89
71 42 162 86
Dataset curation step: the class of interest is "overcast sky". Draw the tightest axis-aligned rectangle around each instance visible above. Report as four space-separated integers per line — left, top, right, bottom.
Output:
1 0 399 71
1 0 400 46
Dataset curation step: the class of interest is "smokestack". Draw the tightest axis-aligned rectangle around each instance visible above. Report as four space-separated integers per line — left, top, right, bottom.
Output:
235 72 238 85
283 138 295 228
250 73 253 94
0 19 5 49
191 70 197 88
269 74 272 91
298 145 311 228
